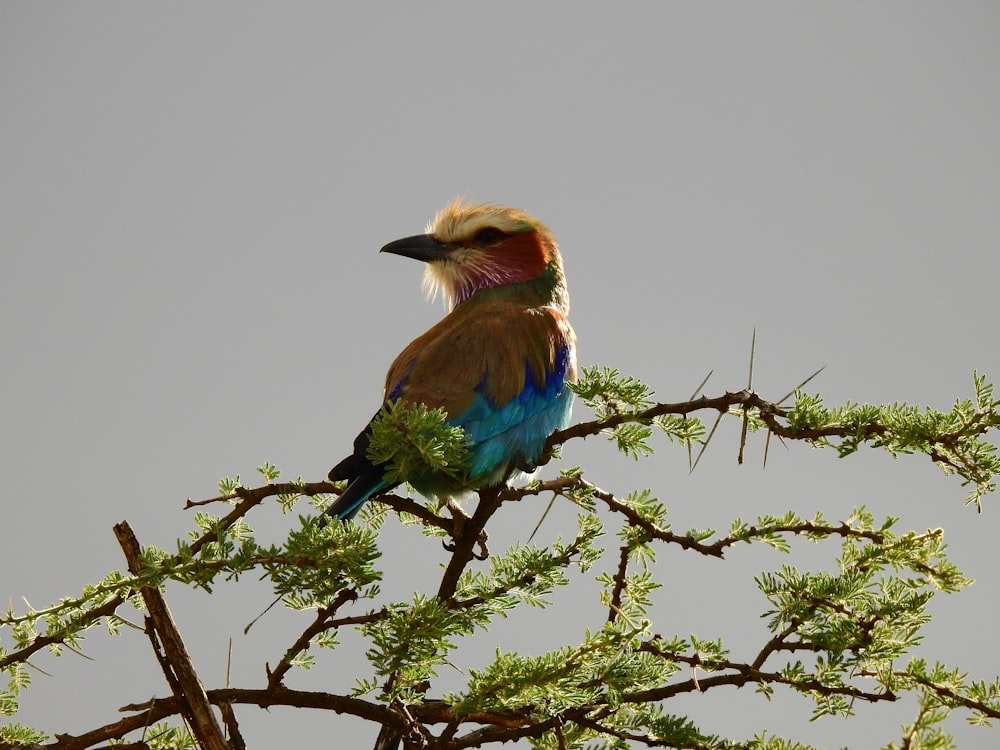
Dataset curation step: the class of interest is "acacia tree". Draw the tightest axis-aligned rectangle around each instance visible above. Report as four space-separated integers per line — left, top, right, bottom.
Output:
3 366 1000 749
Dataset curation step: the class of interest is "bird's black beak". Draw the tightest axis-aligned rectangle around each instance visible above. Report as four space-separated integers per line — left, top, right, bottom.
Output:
380 233 452 262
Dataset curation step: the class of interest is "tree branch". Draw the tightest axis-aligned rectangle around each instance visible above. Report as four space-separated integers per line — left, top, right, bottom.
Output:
436 488 504 601
114 521 229 750
266 588 358 689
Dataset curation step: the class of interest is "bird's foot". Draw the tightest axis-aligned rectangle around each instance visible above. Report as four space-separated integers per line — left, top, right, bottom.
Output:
442 529 489 560
440 499 491 559
446 497 471 536
473 534 489 560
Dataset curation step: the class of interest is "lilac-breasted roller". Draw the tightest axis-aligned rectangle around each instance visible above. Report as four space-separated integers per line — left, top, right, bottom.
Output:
326 199 577 521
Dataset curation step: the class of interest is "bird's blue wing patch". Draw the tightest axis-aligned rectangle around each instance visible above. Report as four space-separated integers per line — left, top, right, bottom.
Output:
455 343 574 480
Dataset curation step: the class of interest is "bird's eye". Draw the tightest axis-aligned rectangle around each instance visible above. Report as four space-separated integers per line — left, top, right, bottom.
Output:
473 227 506 245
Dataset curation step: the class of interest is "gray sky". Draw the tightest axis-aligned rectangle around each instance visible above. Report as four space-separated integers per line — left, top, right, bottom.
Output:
3 3 999 747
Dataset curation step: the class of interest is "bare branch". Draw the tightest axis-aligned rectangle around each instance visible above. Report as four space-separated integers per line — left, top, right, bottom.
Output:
266 588 358 689
114 522 229 750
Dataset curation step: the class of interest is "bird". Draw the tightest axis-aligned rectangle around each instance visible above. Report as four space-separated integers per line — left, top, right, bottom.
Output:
326 199 577 522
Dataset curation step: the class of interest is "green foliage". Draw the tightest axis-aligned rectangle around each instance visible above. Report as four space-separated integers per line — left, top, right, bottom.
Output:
270 518 382 608
785 372 1000 508
366 399 473 489
364 594 473 701
257 460 281 483
654 412 707 445
127 722 196 749
571 366 656 415
0 661 31 718
453 621 665 717
571 366 672 459
0 723 48 746
2 369 999 748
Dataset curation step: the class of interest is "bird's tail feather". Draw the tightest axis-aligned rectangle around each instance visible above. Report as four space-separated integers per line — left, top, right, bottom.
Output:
325 472 391 521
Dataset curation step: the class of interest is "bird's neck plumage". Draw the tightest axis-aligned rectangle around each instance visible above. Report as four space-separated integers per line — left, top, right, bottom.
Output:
430 233 570 315
455 260 570 312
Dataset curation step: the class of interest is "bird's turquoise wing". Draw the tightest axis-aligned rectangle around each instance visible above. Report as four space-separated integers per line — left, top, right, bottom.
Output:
384 300 576 486
456 340 575 480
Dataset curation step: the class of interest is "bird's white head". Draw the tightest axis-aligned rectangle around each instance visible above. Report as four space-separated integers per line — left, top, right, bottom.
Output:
380 199 568 314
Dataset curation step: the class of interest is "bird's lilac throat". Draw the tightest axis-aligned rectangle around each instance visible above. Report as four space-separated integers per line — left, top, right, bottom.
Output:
438 233 552 310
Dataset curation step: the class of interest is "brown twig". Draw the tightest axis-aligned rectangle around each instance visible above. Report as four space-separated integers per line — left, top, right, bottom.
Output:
895 671 1000 721
218 702 246 750
0 595 126 671
533 475 887 559
113 522 229 750
265 588 358 689
436 487 505 601
628 642 896 706
607 544 631 624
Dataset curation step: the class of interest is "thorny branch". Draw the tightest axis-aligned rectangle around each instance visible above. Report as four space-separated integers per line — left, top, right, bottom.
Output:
506 475 888 558
607 543 633 625
544 388 998 491
265 588 358 690
114 521 228 750
0 486 278 671
3 385 999 748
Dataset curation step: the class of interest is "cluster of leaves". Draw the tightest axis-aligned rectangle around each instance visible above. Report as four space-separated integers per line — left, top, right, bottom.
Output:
367 400 473 488
569 366 705 459
783 372 1000 508
3 370 1000 749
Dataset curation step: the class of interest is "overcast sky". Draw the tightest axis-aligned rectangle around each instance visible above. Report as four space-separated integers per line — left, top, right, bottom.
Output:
3 4 1000 748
